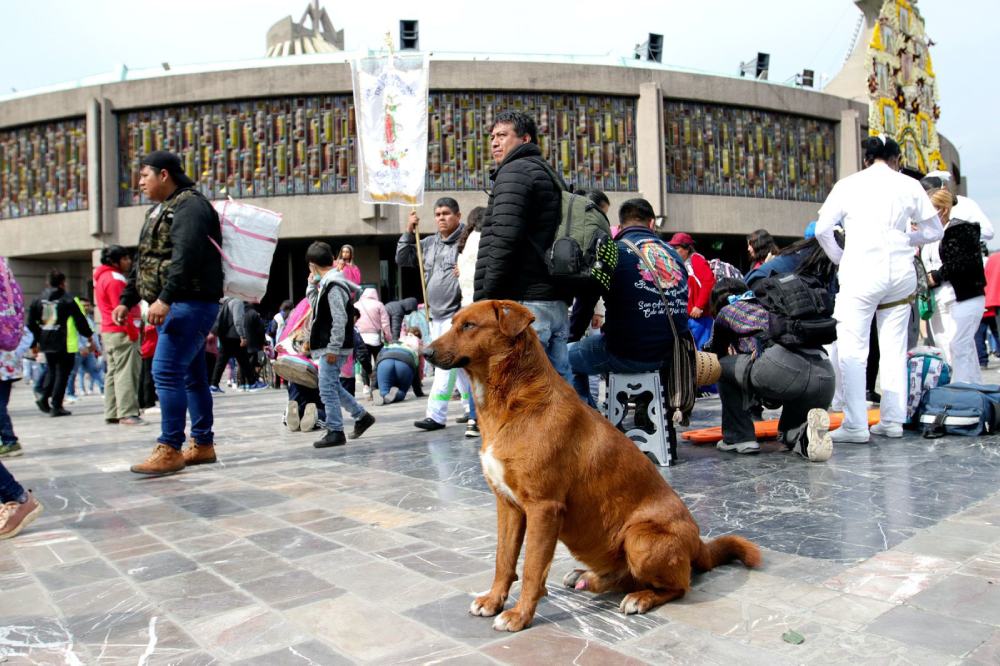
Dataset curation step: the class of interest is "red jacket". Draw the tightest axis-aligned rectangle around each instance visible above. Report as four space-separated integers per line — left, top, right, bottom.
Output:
985 253 1000 310
686 252 716 315
94 265 140 340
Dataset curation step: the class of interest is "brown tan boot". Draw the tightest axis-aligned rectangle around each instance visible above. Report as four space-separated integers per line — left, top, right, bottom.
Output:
130 444 185 476
183 440 217 466
0 491 44 540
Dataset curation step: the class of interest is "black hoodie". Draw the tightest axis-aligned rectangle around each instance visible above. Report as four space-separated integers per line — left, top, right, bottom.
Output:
28 287 93 353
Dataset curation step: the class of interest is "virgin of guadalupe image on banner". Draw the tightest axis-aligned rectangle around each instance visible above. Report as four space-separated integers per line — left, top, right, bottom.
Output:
351 52 429 205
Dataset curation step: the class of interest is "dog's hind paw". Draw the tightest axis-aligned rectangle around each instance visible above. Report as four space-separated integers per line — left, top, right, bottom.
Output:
492 609 531 632
470 595 503 617
620 592 654 615
562 568 588 589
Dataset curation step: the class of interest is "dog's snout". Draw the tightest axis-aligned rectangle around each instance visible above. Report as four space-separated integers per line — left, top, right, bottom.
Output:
422 347 436 361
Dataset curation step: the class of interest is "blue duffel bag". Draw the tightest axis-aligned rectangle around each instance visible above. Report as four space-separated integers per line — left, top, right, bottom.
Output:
917 383 1000 438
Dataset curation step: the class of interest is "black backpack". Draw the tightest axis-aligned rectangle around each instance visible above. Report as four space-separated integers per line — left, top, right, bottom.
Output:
753 273 837 349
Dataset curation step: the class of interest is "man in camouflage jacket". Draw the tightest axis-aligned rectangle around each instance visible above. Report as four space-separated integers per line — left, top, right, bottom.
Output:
113 150 224 476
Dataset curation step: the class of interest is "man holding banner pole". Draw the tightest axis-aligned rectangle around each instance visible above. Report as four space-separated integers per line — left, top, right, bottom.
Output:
397 200 478 435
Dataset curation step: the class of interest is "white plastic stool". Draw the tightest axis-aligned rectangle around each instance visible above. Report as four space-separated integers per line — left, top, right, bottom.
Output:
603 372 677 466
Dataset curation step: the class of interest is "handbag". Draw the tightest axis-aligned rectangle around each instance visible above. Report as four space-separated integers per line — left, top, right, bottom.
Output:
914 256 935 321
621 239 697 419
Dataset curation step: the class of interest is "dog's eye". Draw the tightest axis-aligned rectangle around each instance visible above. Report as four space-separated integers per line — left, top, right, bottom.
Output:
462 322 476 331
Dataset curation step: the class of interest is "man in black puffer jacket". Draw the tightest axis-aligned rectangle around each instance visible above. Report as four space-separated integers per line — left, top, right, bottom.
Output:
473 110 571 380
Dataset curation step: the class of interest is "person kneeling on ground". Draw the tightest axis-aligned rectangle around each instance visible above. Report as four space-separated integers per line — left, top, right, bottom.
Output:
372 331 422 406
305 241 375 448
708 278 835 462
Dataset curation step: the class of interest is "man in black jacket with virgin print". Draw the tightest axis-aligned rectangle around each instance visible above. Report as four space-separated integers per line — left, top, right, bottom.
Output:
473 110 571 381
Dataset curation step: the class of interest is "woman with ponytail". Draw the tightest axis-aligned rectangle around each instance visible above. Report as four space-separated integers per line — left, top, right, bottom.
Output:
921 187 989 383
814 135 942 443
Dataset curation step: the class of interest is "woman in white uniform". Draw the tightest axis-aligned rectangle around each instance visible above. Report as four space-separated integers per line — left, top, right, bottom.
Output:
814 136 942 442
922 187 990 383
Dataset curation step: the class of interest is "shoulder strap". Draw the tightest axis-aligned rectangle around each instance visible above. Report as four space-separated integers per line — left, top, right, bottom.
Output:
621 238 681 341
525 156 568 193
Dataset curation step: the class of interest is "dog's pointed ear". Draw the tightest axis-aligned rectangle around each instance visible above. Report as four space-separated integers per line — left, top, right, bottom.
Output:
494 300 535 337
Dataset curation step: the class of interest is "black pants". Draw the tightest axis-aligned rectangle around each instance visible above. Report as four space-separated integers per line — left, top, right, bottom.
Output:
360 343 381 388
41 351 76 410
211 337 255 387
866 319 879 394
719 346 835 447
139 356 157 409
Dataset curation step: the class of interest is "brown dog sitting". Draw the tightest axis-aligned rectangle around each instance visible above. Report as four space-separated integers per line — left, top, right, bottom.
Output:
423 300 761 632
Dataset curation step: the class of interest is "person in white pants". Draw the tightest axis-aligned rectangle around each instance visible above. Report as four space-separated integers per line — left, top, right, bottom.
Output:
815 136 942 442
921 187 992 384
396 198 475 433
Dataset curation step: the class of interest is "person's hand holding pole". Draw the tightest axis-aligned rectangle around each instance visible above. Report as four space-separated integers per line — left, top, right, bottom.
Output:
410 209 432 326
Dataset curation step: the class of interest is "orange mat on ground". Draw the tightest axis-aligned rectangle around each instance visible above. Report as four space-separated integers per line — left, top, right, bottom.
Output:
681 409 882 444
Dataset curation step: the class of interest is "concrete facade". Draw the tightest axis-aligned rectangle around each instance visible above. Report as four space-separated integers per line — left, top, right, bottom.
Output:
0 56 963 298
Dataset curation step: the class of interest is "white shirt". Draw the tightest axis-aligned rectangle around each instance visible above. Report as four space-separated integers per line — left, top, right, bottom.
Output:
815 162 942 282
952 195 994 241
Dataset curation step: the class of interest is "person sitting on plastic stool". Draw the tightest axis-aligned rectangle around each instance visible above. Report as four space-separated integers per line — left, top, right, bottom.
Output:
569 198 688 409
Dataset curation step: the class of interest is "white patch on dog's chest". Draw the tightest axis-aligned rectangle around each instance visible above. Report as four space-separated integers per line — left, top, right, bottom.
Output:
471 378 486 406
480 446 519 505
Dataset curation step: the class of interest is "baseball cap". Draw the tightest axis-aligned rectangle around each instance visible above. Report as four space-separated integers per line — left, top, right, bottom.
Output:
141 150 195 188
668 232 695 247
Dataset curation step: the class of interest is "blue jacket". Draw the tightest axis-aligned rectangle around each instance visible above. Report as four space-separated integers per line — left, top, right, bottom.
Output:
574 226 689 362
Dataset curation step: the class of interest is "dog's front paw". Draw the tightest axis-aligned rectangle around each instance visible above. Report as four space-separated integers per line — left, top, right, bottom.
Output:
492 608 532 632
470 594 504 617
619 591 656 615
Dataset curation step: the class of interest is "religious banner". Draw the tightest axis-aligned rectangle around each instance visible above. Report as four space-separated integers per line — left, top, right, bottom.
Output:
351 52 429 205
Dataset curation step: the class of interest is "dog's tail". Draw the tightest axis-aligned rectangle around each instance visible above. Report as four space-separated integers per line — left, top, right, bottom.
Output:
694 535 762 571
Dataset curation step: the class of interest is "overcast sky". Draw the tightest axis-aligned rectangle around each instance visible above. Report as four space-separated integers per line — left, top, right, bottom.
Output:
2 0 996 223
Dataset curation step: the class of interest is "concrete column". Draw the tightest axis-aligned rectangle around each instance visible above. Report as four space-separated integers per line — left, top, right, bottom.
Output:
636 82 667 220
100 98 119 241
837 108 861 179
86 99 101 236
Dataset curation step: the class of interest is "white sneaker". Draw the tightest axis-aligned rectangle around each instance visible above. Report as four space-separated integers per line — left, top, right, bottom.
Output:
285 401 300 432
372 391 385 406
830 426 869 443
716 440 760 454
870 421 903 438
300 403 318 432
800 408 832 462
386 387 400 403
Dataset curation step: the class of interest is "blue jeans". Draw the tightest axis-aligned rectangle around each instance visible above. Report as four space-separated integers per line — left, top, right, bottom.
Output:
69 353 104 395
521 300 572 384
569 334 662 407
318 353 365 432
0 380 16 444
153 301 220 449
974 316 999 366
33 362 46 395
0 461 24 503
376 359 413 402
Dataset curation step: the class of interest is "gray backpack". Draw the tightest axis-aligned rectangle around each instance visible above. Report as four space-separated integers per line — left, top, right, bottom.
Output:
528 158 618 291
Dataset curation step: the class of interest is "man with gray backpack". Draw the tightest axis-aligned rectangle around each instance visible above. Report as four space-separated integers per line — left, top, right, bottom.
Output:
474 110 616 383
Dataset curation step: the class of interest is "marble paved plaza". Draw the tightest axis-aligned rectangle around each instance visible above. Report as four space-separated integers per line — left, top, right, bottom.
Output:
1 375 999 665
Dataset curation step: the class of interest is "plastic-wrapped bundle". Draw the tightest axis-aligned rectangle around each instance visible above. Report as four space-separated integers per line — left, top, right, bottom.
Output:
210 199 282 303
